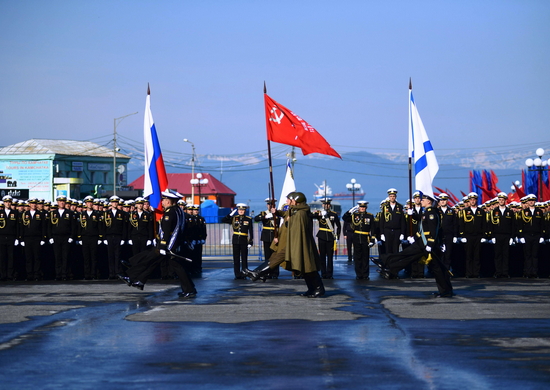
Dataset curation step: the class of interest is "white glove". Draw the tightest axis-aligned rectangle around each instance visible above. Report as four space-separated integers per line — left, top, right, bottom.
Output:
153 239 157 247
491 238 496 244
159 249 167 255
407 236 415 244
68 238 73 243
380 234 386 242
368 241 375 247
461 238 467 243
49 238 54 244
509 238 514 245
441 244 446 252
407 209 413 215
20 241 25 247
146 240 152 246
128 240 133 245
349 206 359 213
14 239 19 246
98 240 102 245
265 212 273 219
77 240 82 245
103 240 108 245
321 210 327 217
519 238 526 244
40 241 45 246
425 246 432 252
230 209 237 217
480 238 487 243
120 240 125 245
247 244 252 248
540 238 545 244
399 234 404 240
453 237 458 243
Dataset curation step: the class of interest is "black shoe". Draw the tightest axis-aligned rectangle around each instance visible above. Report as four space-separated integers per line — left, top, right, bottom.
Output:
376 268 394 280
117 273 132 287
300 290 314 296
370 257 384 269
131 281 144 290
433 292 454 298
178 290 197 299
306 287 325 298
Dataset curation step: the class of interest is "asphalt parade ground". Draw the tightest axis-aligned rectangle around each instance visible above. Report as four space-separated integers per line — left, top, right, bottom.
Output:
1 258 550 390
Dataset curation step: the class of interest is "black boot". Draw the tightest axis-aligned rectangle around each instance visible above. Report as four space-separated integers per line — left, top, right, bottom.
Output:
302 272 325 297
245 261 271 282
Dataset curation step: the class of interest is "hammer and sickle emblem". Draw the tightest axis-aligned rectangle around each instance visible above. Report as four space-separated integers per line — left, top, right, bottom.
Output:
269 106 284 124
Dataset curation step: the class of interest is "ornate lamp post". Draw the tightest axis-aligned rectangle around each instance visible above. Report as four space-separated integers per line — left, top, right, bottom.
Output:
525 148 550 202
190 173 209 212
183 139 196 201
113 111 138 195
346 178 361 206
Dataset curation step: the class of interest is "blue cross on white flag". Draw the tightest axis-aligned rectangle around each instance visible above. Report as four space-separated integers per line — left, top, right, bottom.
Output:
408 81 439 199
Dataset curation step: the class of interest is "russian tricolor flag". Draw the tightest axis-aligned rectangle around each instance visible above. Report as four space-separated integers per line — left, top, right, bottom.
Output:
143 85 168 219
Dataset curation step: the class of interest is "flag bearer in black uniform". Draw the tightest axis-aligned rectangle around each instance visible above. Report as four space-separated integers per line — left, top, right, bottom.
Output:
377 194 453 298
516 194 544 278
77 196 104 280
118 190 196 298
406 192 425 278
254 198 280 278
191 204 207 276
342 200 375 280
343 217 354 262
20 198 47 281
458 192 486 278
103 195 128 279
379 188 406 254
48 195 76 280
487 192 515 278
312 198 341 279
127 197 154 256
222 203 254 279
0 196 20 281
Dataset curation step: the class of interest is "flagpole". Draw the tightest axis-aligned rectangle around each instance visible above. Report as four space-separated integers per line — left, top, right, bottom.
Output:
264 82 278 238
408 78 414 236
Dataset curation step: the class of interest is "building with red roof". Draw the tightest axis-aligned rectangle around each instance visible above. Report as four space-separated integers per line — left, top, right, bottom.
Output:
129 173 236 207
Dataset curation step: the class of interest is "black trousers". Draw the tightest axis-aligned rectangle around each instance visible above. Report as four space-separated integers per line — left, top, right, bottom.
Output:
24 236 42 279
262 241 278 277
383 228 402 254
0 236 16 280
493 234 510 276
130 235 149 256
523 234 541 276
318 239 335 278
106 235 123 277
232 243 248 277
353 237 370 279
127 250 195 293
52 235 71 279
82 236 99 278
464 234 482 277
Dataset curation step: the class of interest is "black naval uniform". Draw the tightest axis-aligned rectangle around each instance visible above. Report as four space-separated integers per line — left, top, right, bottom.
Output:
488 205 515 278
342 208 374 279
312 209 341 279
222 211 254 278
78 209 104 279
438 206 458 270
128 209 154 256
48 208 76 280
379 202 406 254
343 219 354 262
517 206 544 277
20 209 47 280
381 206 453 297
0 208 20 280
190 213 207 275
254 209 280 277
125 205 196 294
104 208 128 278
405 205 426 278
458 206 486 278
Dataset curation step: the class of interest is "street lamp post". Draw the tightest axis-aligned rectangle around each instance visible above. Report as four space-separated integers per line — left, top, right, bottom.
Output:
346 178 362 207
113 112 138 195
525 148 550 202
190 173 209 213
183 139 196 202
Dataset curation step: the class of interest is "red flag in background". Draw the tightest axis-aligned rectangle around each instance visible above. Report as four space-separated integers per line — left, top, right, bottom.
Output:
264 93 341 158
490 170 502 194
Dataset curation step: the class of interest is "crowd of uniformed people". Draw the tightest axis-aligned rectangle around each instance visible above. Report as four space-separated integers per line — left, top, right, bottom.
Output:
0 194 206 282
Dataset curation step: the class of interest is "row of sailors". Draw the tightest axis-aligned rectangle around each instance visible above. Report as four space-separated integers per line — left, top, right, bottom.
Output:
338 189 550 280
0 194 206 281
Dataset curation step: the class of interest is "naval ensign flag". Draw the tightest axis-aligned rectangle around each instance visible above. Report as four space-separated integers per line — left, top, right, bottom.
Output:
408 81 439 198
143 85 169 220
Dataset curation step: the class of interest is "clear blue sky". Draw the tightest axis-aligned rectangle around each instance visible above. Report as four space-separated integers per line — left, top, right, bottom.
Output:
1 0 549 166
